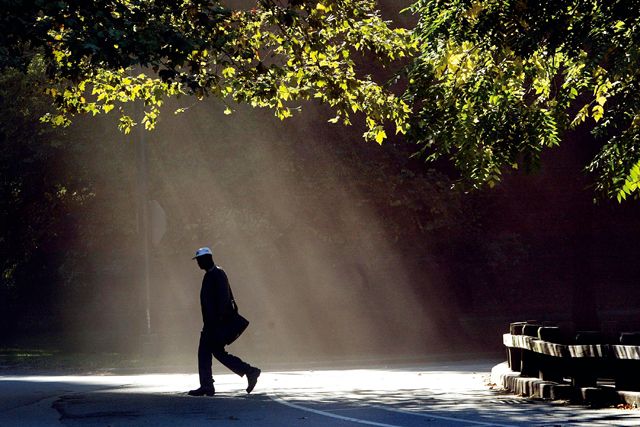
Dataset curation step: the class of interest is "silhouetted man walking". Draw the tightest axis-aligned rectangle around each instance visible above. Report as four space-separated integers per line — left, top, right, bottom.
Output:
188 247 260 396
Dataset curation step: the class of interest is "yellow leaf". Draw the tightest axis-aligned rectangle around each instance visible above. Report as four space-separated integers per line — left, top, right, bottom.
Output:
375 129 387 144
278 84 290 101
465 2 484 20
592 105 604 122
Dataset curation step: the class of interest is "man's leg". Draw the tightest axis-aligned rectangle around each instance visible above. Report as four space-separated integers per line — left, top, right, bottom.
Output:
212 345 261 393
211 345 252 376
189 332 215 396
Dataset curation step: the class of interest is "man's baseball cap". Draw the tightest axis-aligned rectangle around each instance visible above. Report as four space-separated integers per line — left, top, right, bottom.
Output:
192 247 213 259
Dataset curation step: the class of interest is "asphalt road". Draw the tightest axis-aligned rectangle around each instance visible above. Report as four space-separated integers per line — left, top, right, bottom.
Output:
2 360 640 426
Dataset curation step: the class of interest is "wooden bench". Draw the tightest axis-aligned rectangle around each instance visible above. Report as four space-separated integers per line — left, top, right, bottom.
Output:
504 322 640 391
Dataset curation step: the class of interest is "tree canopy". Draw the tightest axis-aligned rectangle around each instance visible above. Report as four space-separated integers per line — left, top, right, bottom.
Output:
404 0 640 201
3 0 640 201
1 0 412 143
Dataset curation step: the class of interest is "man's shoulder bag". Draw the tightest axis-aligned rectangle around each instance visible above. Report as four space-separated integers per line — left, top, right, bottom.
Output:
224 286 249 345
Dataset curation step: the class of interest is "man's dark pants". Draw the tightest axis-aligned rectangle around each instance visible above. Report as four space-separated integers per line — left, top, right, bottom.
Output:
198 331 253 388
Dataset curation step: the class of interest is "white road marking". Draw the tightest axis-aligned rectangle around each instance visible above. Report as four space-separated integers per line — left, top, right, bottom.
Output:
270 392 519 427
373 405 519 427
269 392 403 427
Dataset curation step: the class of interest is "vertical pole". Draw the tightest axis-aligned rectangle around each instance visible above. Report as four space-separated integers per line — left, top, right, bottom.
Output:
136 103 152 336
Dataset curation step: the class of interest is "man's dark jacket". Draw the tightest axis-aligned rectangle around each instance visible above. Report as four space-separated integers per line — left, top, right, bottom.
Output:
200 266 233 342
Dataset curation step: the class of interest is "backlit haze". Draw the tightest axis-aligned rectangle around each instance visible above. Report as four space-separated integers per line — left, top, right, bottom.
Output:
59 95 464 367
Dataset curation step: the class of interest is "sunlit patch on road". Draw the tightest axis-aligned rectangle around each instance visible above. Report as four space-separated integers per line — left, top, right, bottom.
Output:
3 361 640 426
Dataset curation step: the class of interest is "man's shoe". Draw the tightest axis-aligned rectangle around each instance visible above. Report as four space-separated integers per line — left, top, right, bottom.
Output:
188 387 215 396
246 368 261 394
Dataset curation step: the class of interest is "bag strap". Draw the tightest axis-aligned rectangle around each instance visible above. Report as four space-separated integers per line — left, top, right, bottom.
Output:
228 283 239 313
215 266 239 313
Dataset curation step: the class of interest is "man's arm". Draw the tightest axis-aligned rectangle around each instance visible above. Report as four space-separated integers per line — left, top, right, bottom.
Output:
213 269 232 321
